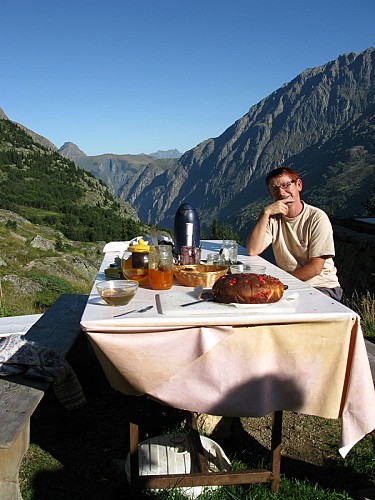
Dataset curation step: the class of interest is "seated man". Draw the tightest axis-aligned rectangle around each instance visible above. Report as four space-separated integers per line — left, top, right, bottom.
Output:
246 166 343 301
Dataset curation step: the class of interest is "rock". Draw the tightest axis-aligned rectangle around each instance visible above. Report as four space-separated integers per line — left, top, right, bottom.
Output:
1 275 42 294
196 414 233 440
30 235 55 252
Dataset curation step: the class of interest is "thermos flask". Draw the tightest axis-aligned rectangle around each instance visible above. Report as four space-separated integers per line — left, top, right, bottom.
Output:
174 203 200 255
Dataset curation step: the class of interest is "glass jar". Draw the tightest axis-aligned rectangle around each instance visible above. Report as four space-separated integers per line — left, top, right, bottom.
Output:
122 238 150 285
221 240 238 265
148 245 174 290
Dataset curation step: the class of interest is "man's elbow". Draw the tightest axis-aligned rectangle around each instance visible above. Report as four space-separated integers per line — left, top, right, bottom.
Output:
247 247 259 256
246 242 262 256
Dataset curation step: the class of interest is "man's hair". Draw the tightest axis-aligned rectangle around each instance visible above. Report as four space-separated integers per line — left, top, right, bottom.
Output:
265 167 300 187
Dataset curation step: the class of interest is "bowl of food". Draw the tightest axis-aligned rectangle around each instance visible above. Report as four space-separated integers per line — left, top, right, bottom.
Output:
96 280 139 306
173 264 228 287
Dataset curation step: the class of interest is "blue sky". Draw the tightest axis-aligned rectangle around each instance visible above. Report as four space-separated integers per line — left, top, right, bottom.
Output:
1 0 374 155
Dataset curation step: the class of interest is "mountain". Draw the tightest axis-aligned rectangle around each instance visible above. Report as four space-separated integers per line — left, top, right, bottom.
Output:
59 141 86 162
149 149 182 159
83 48 374 241
58 144 179 199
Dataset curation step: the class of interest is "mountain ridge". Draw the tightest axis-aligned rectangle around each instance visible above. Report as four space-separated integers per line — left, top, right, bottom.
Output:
114 48 375 238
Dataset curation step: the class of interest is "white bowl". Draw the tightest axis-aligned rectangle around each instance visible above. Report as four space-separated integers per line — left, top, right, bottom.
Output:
230 264 252 274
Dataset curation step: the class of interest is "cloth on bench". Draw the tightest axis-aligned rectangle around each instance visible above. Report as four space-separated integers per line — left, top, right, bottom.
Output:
0 334 86 410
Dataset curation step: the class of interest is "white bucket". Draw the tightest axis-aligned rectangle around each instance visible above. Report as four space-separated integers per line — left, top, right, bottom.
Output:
125 433 232 498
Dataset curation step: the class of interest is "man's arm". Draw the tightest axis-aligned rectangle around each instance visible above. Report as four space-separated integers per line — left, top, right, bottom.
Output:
290 257 326 281
246 200 290 256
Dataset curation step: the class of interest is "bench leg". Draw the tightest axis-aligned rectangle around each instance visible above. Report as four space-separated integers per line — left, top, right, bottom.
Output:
0 421 30 500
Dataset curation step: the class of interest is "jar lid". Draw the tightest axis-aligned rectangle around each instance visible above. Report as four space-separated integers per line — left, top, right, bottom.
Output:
128 238 150 252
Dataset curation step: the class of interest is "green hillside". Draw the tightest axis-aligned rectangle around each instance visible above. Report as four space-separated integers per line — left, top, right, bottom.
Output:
0 117 152 242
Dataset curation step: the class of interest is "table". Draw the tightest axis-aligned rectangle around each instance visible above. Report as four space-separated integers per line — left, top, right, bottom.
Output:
80 240 375 494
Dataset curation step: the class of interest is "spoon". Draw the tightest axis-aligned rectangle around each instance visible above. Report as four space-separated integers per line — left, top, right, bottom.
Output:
114 305 153 317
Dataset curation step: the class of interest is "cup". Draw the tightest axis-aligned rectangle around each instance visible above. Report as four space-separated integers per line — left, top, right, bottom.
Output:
148 245 174 290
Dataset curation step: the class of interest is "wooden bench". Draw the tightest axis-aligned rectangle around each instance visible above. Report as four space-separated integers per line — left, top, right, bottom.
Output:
0 294 88 500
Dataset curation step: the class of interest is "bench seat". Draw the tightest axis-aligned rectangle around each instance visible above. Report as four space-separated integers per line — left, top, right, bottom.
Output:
0 294 87 500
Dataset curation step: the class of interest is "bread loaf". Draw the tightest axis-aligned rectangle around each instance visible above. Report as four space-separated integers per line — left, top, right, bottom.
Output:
212 273 284 304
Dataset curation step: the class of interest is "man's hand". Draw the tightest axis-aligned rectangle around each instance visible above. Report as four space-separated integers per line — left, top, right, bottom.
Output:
263 197 293 217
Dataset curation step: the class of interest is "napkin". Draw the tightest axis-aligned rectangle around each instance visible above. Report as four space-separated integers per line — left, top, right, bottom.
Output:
102 241 129 253
0 334 86 410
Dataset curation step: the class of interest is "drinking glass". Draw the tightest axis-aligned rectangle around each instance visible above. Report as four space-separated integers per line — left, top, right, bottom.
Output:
180 246 201 265
148 245 174 290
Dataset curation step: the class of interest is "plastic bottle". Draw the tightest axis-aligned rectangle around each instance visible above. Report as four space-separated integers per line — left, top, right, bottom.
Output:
174 203 200 255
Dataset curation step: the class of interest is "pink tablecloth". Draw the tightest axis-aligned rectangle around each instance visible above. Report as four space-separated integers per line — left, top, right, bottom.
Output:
86 315 375 458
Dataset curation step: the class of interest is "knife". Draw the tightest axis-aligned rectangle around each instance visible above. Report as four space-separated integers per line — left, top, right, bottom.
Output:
181 298 214 307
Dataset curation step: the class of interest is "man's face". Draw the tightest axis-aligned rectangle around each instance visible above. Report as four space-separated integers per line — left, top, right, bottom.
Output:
268 175 302 203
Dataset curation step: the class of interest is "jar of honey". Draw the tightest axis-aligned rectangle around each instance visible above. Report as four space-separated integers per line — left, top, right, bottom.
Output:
122 238 150 285
148 245 174 290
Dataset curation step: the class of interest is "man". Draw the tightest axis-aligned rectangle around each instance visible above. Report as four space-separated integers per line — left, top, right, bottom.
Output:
246 167 343 301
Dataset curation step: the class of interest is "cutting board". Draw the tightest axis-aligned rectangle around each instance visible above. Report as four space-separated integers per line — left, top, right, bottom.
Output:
157 291 298 316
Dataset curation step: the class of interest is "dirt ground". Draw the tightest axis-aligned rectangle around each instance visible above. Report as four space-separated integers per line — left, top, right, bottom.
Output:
21 337 374 499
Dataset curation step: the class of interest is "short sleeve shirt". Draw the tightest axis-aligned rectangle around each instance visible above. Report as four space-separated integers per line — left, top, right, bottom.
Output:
264 202 340 288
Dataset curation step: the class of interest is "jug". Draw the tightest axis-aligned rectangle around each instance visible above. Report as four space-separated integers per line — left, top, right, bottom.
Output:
122 238 150 285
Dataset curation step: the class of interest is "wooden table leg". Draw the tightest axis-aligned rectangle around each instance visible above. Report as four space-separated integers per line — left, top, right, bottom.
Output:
187 412 210 473
129 398 140 499
271 410 283 492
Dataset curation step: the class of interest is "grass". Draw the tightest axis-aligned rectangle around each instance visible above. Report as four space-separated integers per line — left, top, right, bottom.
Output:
345 290 375 339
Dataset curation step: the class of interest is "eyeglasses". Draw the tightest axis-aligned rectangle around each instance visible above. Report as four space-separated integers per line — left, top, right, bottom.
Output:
269 180 296 195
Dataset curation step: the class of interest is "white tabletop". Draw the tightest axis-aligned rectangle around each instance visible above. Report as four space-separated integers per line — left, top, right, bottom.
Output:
80 240 357 332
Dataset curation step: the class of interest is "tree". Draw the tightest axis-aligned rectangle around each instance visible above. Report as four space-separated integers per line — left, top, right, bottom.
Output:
209 218 239 241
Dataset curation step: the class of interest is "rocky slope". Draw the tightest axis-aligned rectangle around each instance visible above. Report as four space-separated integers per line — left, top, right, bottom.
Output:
0 107 57 151
0 209 103 315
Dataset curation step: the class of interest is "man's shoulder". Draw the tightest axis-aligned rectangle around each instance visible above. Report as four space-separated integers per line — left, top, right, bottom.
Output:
302 202 329 220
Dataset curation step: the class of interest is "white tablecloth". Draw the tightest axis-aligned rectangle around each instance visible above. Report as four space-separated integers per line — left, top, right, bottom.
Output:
81 241 375 457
